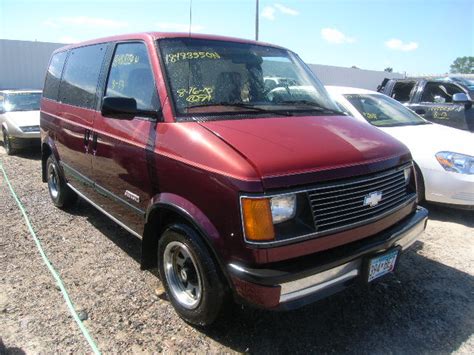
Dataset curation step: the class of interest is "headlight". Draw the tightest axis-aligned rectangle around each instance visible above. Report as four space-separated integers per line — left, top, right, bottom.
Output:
270 194 296 223
435 151 474 175
403 165 412 184
20 125 40 133
241 193 298 242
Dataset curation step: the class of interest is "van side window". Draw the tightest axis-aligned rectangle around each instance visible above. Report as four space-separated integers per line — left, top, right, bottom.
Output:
105 42 158 111
43 51 68 100
59 44 106 109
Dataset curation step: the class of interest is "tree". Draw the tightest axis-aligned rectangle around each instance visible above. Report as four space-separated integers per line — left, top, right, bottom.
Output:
450 56 474 74
384 67 393 73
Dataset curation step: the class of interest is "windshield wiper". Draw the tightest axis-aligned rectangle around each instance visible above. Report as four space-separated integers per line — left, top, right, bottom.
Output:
187 102 294 116
275 100 345 115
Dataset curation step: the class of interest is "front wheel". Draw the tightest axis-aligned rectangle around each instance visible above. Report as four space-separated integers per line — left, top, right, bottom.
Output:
158 224 228 326
46 155 77 208
2 129 15 155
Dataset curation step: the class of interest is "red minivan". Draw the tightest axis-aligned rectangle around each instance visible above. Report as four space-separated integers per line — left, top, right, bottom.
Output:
40 32 428 325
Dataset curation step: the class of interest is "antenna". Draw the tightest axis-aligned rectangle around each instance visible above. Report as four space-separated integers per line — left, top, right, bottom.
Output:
255 0 259 41
189 0 193 36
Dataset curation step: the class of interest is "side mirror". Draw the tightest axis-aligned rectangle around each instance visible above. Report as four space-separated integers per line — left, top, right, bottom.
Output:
101 96 162 120
453 92 469 103
453 92 472 109
101 96 138 120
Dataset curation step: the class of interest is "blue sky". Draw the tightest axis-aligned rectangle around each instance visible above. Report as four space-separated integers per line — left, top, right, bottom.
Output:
0 0 472 75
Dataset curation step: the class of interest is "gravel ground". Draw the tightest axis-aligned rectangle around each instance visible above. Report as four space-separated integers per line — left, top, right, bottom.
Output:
1 147 473 354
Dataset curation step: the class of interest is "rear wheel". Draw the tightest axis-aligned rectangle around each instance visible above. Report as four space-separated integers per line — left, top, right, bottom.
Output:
46 155 77 208
158 224 228 326
2 128 15 155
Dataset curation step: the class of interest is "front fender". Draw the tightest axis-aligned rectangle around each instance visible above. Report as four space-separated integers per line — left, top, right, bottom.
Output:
141 192 229 274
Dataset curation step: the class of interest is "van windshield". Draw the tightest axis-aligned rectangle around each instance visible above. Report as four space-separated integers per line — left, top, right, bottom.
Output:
3 92 42 112
158 38 339 120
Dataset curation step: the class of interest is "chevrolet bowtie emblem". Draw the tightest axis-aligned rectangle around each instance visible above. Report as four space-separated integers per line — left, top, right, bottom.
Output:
363 191 383 207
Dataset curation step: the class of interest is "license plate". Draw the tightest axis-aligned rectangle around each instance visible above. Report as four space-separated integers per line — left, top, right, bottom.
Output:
367 249 399 282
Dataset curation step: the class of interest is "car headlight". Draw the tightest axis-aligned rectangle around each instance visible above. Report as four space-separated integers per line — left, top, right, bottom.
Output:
20 125 40 133
436 151 474 175
403 165 412 184
270 194 297 224
241 193 301 242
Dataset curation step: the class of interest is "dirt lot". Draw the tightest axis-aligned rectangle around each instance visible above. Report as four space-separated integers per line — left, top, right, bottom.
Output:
1 147 473 354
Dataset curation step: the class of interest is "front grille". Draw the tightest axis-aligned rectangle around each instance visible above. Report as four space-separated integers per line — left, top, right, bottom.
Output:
308 165 415 235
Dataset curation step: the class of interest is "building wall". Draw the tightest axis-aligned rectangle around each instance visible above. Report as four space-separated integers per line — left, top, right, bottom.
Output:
308 64 405 90
0 39 405 91
0 39 65 90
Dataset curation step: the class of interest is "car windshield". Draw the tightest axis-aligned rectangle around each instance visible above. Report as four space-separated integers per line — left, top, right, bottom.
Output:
158 38 339 120
2 92 41 112
343 93 428 127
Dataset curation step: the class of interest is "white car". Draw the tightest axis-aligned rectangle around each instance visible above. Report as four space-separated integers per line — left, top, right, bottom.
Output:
0 90 42 155
326 86 474 209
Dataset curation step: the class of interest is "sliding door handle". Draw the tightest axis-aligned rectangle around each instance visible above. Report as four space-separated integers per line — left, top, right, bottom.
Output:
92 133 98 155
84 129 91 152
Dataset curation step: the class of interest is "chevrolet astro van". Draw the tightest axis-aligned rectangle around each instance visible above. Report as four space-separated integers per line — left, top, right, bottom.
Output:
40 33 428 325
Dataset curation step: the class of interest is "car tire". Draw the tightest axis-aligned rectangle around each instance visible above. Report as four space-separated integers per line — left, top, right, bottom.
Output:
2 128 15 155
414 164 425 203
46 155 77 209
158 224 228 326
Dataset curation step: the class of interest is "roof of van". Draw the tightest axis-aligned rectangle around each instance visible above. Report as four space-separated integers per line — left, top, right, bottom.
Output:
52 32 286 54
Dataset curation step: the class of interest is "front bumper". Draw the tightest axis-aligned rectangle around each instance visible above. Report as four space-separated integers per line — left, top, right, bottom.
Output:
228 206 428 309
424 168 474 206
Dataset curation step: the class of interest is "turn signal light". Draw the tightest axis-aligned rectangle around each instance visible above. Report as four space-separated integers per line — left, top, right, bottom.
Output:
241 198 275 241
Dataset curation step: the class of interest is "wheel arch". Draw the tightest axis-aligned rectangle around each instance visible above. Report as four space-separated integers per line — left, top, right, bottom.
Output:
141 195 232 287
41 137 60 182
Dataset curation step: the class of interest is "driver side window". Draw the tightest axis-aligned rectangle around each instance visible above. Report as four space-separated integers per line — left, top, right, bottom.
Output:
421 82 464 104
105 42 159 111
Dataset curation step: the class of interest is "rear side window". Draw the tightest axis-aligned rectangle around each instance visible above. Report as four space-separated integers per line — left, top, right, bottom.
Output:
391 81 415 103
59 44 107 109
43 51 67 100
105 42 158 111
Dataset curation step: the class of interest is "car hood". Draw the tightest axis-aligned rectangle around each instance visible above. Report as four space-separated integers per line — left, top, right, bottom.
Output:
379 123 474 158
4 110 40 127
199 115 411 188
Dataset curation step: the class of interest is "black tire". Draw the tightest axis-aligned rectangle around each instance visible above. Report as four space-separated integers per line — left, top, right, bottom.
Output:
46 155 78 209
158 224 228 326
414 164 425 203
2 128 15 155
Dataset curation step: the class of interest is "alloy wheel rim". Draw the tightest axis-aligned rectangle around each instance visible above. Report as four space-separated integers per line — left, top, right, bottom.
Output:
48 163 59 199
163 241 202 309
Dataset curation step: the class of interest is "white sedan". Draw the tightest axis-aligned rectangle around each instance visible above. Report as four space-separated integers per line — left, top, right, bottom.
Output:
326 86 474 209
0 90 42 155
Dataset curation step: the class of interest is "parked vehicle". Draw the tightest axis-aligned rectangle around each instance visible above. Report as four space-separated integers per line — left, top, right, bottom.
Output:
0 90 42 154
377 78 474 132
327 86 474 209
41 33 427 325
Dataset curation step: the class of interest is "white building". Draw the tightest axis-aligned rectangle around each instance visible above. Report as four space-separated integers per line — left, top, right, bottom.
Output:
0 39 404 91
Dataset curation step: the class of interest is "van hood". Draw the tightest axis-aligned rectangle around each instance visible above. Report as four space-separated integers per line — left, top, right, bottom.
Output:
199 115 411 189
4 110 40 127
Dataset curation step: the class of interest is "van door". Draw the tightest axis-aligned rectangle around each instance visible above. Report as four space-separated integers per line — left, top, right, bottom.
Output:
55 44 107 197
91 42 160 235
